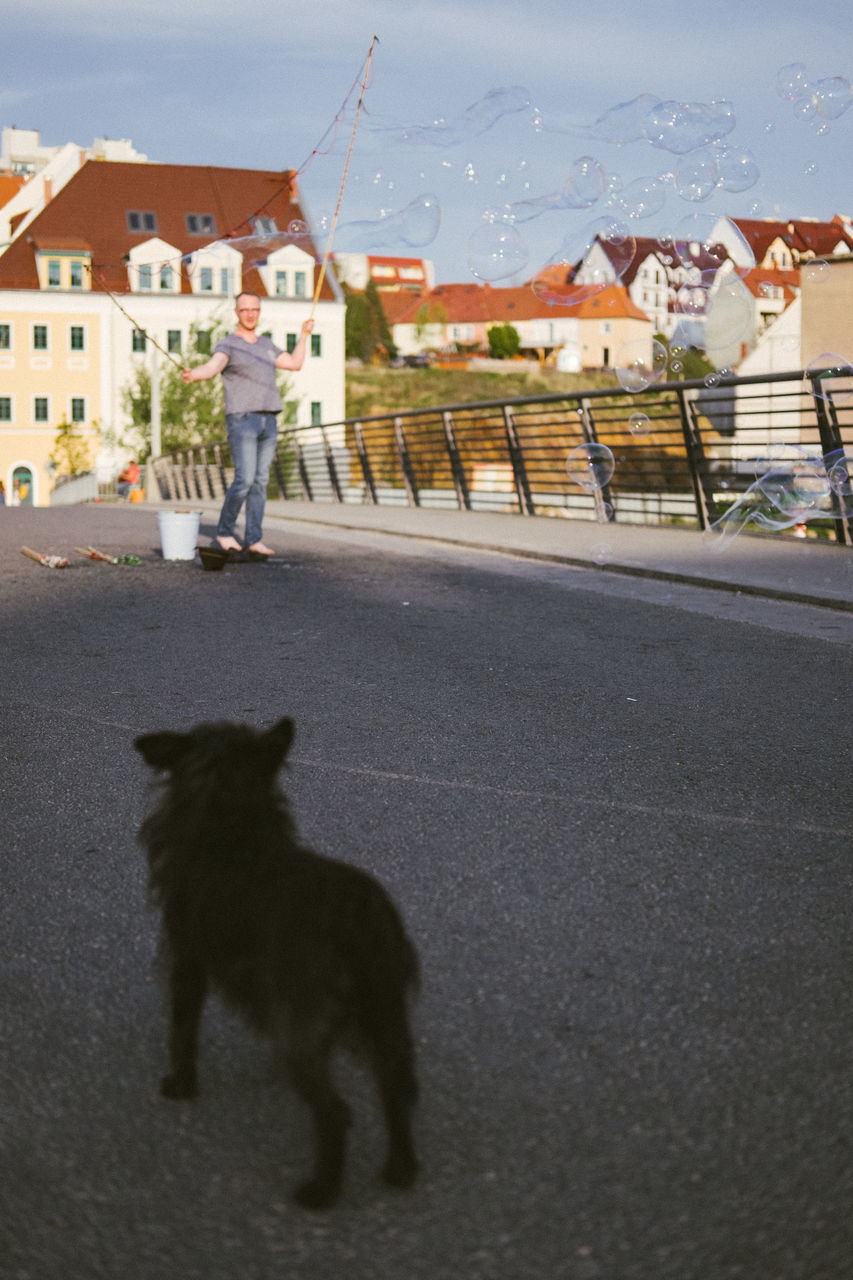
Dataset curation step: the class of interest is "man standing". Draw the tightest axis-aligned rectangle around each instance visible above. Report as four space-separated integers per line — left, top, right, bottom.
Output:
182 292 313 556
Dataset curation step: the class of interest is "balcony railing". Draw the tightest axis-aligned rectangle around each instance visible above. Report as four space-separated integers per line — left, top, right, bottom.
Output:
148 368 853 546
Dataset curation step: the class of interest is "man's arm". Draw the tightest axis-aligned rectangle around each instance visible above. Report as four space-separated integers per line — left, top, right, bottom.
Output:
181 351 229 383
275 319 314 371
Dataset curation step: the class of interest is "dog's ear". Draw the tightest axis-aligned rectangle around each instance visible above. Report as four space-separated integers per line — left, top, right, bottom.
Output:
134 731 191 771
264 717 296 763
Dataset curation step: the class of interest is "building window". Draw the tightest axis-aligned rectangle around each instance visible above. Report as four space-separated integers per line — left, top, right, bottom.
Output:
47 259 61 287
71 397 86 423
310 401 323 426
294 271 307 298
252 216 277 235
70 325 85 351
185 213 217 236
275 271 288 296
311 333 322 357
70 260 84 288
0 396 11 421
34 396 50 422
0 323 10 350
132 329 147 353
127 210 158 233
32 324 48 350
196 331 212 355
167 330 182 354
220 268 231 294
199 267 213 292
286 332 297 354
160 264 173 290
138 263 153 290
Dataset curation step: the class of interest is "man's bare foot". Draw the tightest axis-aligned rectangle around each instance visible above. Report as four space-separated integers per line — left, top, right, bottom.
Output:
247 542 275 556
215 535 243 552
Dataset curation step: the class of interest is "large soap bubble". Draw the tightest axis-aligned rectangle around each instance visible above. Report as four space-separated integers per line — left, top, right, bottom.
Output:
531 217 636 306
566 442 615 492
672 211 755 277
467 215 529 282
714 146 760 193
704 276 754 370
614 338 668 392
644 99 735 154
675 148 719 201
803 354 853 405
335 193 441 251
588 94 663 144
509 155 606 222
705 447 853 551
373 86 532 147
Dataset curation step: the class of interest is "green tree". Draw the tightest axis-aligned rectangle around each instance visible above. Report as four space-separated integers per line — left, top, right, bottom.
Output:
487 323 520 360
50 417 100 477
344 280 397 362
120 321 296 459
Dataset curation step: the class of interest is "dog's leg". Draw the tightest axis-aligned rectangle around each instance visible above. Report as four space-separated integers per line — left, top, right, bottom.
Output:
370 1005 419 1190
161 957 207 1100
278 1011 352 1210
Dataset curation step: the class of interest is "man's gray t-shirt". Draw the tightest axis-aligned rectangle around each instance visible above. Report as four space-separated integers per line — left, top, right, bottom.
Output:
214 333 284 416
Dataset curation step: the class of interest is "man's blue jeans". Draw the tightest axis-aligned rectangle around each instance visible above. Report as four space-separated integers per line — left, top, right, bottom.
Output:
218 412 278 546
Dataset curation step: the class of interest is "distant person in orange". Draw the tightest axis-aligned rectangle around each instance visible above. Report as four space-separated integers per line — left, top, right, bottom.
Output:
182 292 313 556
117 459 140 499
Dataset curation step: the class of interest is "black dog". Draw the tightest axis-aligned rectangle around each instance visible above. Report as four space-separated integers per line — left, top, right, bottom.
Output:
134 717 419 1209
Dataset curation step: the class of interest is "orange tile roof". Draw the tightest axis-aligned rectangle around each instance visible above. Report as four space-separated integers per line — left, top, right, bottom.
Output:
0 160 335 300
0 172 26 207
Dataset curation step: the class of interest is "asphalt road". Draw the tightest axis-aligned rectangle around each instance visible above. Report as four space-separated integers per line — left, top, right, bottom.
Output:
2 505 852 1280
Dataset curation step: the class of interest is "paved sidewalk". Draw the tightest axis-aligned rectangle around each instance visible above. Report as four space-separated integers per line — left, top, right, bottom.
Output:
161 495 853 611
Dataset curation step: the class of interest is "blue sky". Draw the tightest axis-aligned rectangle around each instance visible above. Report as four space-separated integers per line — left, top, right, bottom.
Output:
2 0 853 282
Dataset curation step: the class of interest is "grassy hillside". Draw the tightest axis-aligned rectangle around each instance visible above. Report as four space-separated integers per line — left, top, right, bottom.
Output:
344 365 621 421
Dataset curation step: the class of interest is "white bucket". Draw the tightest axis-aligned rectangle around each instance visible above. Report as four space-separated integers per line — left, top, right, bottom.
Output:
157 510 201 560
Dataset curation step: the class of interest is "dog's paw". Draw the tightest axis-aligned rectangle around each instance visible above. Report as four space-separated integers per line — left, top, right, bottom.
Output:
160 1072 198 1100
292 1178 341 1211
381 1152 418 1189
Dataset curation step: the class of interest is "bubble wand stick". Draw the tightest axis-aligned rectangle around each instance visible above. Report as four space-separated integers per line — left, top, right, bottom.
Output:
309 34 380 320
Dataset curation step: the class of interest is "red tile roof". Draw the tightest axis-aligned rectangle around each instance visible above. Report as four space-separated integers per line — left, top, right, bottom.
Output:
383 280 648 325
0 160 335 300
732 216 853 261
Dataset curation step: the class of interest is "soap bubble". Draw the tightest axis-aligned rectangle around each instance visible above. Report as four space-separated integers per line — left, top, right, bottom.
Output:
336 194 441 251
467 215 529 282
776 63 809 102
814 75 853 119
373 85 532 147
675 148 719 201
753 443 816 479
589 94 662 143
828 454 853 510
803 354 853 404
676 282 710 316
566 443 615 492
644 99 735 154
704 277 754 370
531 217 635 306
608 175 667 221
628 412 651 436
673 211 755 277
509 155 605 222
614 338 668 392
714 146 760 192
802 258 830 284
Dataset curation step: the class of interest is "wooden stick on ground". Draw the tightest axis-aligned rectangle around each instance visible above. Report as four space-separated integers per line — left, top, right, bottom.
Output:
21 546 69 569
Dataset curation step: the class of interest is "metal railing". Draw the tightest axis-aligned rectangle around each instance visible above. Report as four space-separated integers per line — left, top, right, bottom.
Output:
148 368 853 546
